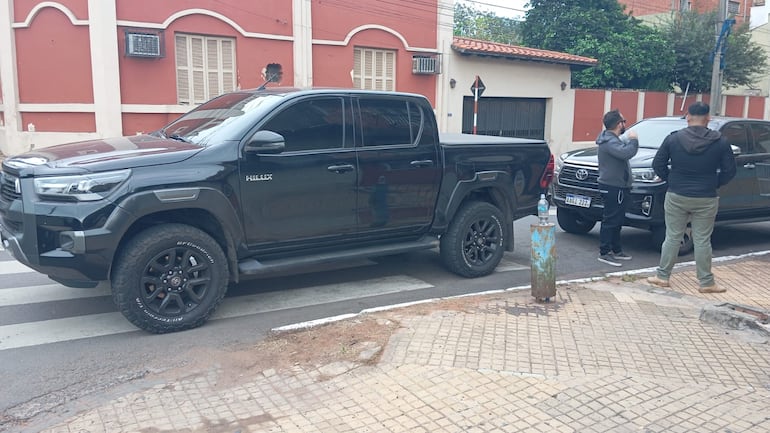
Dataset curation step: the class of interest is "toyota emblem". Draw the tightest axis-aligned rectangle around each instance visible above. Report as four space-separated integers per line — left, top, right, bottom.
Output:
575 168 589 181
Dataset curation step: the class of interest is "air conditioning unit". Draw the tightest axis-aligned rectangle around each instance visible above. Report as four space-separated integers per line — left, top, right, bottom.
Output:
125 31 163 58
412 55 441 75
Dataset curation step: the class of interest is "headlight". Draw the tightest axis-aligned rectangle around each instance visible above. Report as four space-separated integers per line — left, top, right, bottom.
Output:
555 152 568 174
34 169 131 201
631 168 662 183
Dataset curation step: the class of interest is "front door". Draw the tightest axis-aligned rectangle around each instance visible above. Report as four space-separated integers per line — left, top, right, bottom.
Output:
749 122 770 211
239 96 358 249
717 122 756 214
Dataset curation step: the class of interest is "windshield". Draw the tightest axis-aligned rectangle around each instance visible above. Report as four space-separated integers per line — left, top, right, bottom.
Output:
623 117 718 149
160 92 282 145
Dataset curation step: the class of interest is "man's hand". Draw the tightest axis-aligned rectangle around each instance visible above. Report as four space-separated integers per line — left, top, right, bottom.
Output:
626 130 639 140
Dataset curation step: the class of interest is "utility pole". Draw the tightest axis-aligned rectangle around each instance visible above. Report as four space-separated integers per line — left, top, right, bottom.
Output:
709 0 728 115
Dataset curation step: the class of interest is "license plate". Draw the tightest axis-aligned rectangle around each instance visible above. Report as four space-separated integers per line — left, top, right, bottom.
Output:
565 193 591 208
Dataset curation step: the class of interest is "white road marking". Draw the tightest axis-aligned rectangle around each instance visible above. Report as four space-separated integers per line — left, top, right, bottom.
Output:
0 275 433 351
0 259 36 275
0 283 111 307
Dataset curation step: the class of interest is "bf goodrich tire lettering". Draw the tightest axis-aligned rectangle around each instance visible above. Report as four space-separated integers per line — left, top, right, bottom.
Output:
112 224 228 333
440 201 505 278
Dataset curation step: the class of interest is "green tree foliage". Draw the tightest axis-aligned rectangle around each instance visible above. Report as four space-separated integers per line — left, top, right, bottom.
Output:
659 11 768 91
519 0 674 90
453 3 521 45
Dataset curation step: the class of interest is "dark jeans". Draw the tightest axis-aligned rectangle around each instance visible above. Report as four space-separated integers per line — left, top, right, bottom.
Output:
599 184 629 255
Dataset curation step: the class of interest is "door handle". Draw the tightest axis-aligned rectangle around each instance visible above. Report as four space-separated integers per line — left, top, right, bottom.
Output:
410 160 434 167
327 164 355 173
744 163 756 169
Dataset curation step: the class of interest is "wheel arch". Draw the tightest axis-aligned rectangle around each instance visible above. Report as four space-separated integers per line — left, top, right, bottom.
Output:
436 173 516 251
110 188 242 283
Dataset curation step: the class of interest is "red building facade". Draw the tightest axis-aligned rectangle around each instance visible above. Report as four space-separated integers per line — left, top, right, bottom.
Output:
618 0 752 23
0 0 447 154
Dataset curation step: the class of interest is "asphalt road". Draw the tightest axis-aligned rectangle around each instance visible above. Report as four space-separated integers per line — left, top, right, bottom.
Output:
2 215 770 428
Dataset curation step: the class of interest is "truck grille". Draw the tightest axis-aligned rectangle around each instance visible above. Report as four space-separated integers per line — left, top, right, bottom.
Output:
558 165 600 188
0 173 21 202
555 164 604 207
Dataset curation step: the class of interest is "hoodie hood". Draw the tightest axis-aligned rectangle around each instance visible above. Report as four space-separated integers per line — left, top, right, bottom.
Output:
678 125 721 154
595 130 618 146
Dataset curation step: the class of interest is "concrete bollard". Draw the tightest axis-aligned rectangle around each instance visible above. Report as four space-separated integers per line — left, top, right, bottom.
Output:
530 222 556 301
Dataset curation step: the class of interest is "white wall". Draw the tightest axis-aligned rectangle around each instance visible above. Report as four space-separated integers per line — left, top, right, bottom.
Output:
438 53 576 156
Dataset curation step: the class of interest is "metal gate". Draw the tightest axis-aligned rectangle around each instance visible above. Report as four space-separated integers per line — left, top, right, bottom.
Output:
462 96 546 140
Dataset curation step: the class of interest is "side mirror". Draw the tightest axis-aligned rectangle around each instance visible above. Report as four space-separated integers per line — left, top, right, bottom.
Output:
730 144 741 156
245 130 285 154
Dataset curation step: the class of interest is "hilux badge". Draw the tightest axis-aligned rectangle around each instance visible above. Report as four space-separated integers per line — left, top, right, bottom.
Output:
575 169 589 181
245 174 273 182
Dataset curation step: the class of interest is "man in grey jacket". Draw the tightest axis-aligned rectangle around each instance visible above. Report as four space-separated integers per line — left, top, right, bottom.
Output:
596 109 639 266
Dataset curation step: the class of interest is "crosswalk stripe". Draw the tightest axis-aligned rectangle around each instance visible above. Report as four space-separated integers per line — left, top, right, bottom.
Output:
0 275 433 351
0 283 111 307
0 259 36 275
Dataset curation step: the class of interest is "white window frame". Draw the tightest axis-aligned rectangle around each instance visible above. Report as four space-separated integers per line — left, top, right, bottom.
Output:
353 47 396 91
175 33 236 105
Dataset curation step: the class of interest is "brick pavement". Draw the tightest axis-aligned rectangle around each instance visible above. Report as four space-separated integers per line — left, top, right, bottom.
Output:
28 253 770 432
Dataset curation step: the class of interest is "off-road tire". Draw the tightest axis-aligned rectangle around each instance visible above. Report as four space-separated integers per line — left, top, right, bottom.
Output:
112 224 228 333
651 224 694 256
440 201 505 278
556 207 597 234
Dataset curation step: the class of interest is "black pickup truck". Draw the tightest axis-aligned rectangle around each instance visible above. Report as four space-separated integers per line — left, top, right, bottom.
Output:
552 115 770 254
0 88 554 333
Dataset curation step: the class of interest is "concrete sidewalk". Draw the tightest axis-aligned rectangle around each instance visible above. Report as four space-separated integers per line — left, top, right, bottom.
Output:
32 253 770 432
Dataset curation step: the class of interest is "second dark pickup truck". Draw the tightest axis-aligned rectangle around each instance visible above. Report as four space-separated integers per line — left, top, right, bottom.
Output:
1 88 554 333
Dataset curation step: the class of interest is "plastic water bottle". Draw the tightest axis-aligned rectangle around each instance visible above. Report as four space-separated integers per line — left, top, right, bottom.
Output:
537 193 549 225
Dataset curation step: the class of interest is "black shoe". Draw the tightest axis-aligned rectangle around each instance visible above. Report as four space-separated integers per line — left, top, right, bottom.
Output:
611 251 632 260
598 254 622 267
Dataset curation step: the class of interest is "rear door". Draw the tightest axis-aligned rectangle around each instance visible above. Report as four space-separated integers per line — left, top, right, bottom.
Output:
354 96 440 236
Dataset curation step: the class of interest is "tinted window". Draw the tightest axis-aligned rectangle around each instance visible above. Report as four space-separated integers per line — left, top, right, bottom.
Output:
261 97 349 152
750 123 770 154
721 123 750 154
358 98 421 146
624 118 686 148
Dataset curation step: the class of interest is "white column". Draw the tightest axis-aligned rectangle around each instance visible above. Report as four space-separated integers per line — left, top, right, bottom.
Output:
434 0 454 132
88 0 122 137
293 0 312 87
636 91 645 121
0 1 23 155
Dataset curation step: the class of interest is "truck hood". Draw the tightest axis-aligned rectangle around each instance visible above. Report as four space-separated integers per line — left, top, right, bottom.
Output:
561 146 657 169
3 135 203 176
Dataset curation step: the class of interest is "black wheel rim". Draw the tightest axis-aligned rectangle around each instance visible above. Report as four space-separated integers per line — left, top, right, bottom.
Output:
462 217 500 266
140 246 211 316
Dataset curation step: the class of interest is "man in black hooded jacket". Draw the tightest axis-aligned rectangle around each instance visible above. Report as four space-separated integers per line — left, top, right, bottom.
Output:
647 102 736 293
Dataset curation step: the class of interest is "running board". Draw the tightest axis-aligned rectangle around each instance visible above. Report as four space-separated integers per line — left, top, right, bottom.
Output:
238 236 439 276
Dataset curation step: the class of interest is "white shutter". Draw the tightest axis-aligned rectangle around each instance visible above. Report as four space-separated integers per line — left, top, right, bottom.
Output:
175 34 237 104
175 35 189 104
352 47 395 91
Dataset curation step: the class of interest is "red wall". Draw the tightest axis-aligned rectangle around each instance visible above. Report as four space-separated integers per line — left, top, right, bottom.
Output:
643 92 668 118
724 95 744 117
22 112 95 133
15 7 94 103
572 89 768 141
573 89 605 142
15 0 88 21
311 0 436 48
610 90 639 125
748 96 765 119
116 0 292 37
